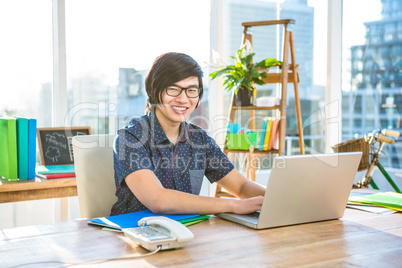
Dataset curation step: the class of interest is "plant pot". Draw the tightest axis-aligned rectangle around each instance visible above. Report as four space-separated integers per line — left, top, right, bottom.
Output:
235 87 254 106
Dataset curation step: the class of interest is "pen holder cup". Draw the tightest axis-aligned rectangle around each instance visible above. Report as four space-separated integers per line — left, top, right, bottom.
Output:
226 132 258 151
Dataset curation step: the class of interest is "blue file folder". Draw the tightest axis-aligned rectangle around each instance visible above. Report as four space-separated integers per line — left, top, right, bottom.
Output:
87 210 202 230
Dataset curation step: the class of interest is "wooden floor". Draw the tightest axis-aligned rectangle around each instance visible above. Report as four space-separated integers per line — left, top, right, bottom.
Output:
1 208 401 267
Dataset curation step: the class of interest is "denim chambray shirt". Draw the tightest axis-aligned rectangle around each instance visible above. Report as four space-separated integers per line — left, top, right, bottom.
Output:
111 112 234 215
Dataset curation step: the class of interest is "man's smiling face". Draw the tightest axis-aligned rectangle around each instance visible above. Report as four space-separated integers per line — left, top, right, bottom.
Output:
155 76 200 126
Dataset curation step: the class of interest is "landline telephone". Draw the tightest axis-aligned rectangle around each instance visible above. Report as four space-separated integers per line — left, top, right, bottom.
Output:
123 216 194 251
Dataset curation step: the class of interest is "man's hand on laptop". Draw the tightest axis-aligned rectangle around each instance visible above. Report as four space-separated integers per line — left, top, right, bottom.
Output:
231 196 264 214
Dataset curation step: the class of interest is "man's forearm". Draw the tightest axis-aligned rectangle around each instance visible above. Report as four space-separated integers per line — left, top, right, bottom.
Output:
147 188 236 215
238 180 266 199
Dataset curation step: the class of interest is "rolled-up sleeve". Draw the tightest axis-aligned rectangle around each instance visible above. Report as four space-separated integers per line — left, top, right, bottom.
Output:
204 135 234 183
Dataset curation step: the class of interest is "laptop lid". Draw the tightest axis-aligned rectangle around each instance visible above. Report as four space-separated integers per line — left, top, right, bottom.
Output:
217 152 362 229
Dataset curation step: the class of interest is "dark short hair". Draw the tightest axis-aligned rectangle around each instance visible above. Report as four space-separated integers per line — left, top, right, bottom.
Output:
145 52 204 105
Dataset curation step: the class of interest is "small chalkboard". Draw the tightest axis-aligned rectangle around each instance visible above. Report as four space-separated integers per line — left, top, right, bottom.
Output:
37 127 92 165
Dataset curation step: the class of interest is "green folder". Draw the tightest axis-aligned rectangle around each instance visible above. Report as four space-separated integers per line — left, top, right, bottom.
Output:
348 192 402 211
0 117 18 180
179 215 210 226
16 118 29 180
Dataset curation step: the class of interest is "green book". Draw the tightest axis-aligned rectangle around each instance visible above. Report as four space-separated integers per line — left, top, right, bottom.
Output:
348 192 402 211
0 117 18 180
0 119 10 179
16 118 29 180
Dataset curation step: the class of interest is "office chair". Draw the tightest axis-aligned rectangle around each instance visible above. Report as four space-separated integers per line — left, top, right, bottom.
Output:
72 134 118 218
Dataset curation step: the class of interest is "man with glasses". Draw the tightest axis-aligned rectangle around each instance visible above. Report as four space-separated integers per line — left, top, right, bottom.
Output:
112 52 265 216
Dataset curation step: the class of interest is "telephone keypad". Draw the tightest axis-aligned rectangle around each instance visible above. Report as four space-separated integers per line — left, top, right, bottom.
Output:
125 226 174 241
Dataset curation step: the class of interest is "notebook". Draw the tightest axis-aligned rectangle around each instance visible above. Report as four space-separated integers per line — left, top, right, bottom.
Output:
217 152 362 229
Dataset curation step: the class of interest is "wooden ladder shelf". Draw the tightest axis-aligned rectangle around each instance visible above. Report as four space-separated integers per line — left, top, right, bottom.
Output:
215 19 305 198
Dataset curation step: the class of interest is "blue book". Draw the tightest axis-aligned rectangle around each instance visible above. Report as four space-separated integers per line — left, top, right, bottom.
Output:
87 210 202 230
16 118 29 180
259 118 268 151
28 119 37 179
36 165 75 174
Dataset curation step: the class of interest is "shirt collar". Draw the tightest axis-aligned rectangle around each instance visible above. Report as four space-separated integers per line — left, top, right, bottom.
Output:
148 112 189 144
178 122 189 143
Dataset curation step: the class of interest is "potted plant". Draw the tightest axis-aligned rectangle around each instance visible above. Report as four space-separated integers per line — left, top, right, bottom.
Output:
210 44 282 106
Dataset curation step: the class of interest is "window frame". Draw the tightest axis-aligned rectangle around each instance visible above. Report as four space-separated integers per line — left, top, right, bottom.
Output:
52 0 68 127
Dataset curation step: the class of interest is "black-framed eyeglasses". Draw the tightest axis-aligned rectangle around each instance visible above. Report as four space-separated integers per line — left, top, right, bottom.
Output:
166 86 201 98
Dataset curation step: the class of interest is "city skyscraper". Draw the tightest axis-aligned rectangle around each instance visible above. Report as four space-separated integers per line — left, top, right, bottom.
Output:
224 0 314 99
343 0 401 168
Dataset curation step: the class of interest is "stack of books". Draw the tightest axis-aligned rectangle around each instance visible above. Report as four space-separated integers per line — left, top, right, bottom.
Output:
259 117 280 151
0 116 37 180
36 165 75 179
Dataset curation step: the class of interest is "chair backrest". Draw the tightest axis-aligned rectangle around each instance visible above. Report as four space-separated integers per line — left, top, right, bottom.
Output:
72 134 117 218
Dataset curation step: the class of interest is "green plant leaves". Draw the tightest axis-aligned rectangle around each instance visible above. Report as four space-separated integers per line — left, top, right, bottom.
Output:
249 69 260 78
209 47 282 93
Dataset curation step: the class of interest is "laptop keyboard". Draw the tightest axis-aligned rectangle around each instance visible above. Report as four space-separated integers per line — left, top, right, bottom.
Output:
242 211 260 220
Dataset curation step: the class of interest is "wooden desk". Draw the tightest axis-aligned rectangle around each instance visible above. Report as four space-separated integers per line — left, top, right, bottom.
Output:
0 177 77 222
0 177 77 203
1 208 401 267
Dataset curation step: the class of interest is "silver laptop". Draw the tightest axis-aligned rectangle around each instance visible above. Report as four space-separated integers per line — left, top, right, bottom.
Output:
217 152 362 229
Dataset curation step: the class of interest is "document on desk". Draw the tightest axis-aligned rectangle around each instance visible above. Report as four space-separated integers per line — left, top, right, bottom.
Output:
87 209 209 230
346 204 396 214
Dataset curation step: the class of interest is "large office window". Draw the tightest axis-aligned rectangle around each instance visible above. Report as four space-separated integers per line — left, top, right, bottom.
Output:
342 0 402 188
0 1 53 129
64 0 210 134
0 1 61 229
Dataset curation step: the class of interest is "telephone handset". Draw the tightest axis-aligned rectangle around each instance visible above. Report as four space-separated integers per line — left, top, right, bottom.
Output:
123 216 194 251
